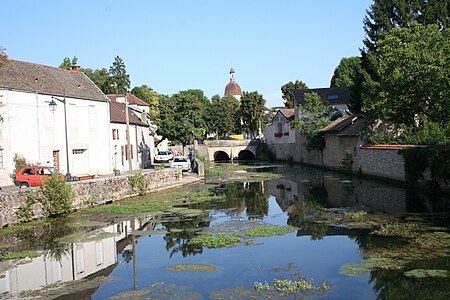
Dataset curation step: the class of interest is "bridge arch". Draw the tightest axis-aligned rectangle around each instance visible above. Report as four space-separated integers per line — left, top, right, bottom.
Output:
214 151 230 161
237 150 256 160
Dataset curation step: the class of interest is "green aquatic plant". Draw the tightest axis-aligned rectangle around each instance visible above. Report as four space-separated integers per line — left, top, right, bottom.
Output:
253 278 330 297
164 263 217 272
246 225 295 237
344 210 368 221
188 233 240 248
0 250 40 261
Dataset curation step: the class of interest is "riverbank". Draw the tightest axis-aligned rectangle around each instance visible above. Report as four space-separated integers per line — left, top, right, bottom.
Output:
0 168 204 227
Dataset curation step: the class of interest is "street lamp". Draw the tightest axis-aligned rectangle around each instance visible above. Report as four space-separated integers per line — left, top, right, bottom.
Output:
184 117 195 162
49 90 71 181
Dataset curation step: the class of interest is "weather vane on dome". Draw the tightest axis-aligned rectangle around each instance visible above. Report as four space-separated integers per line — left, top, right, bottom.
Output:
229 68 235 81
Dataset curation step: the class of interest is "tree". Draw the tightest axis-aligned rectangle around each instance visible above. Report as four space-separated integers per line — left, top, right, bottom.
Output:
81 67 114 94
109 56 130 93
330 57 362 88
291 92 331 150
330 56 364 113
131 85 159 120
281 80 308 108
358 0 449 116
363 23 450 128
156 90 208 145
59 56 78 70
239 91 266 138
205 94 240 138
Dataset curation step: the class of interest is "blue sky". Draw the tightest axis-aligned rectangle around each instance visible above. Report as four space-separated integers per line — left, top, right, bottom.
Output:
3 0 372 107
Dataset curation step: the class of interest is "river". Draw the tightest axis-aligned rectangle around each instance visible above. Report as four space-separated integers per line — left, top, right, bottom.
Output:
0 163 448 299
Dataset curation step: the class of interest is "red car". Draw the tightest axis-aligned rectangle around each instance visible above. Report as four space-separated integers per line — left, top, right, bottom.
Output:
14 166 62 188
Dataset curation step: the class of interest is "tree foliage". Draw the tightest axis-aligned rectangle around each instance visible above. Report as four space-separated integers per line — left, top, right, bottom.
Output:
357 0 450 104
59 56 78 70
156 90 208 145
109 56 130 93
81 56 130 94
363 23 450 129
281 80 308 108
131 85 159 120
205 94 241 138
291 92 331 150
330 57 362 88
240 91 266 138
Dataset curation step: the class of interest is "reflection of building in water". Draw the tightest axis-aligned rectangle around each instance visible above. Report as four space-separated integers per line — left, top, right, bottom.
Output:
268 178 301 212
0 217 156 298
0 224 118 297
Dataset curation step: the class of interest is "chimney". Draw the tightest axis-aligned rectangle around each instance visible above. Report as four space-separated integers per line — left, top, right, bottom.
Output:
70 65 81 72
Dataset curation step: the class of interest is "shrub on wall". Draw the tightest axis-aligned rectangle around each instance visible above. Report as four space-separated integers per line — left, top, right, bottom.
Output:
40 174 74 217
130 169 148 195
9 153 35 181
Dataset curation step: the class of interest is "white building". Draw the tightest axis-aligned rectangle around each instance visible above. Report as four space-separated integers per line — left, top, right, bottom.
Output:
265 108 296 160
0 60 112 186
107 94 155 172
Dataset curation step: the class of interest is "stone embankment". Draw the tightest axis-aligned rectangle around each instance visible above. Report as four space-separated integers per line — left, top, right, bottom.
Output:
0 169 202 227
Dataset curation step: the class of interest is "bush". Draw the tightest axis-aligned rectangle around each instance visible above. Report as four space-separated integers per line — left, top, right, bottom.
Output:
130 169 148 195
10 153 34 181
40 174 74 217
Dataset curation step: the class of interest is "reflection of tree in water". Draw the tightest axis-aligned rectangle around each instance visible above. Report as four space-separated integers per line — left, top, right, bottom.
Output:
14 218 74 261
162 217 210 257
219 181 269 219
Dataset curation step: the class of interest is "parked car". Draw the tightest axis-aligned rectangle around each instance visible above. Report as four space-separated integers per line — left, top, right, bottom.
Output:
170 156 191 171
14 166 62 188
155 150 173 163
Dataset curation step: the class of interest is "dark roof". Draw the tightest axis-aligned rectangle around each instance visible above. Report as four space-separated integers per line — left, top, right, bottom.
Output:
292 86 351 107
0 59 108 102
107 93 149 106
320 114 366 137
110 101 148 126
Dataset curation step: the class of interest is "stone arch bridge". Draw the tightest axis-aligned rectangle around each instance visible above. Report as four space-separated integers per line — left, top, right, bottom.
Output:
198 140 260 161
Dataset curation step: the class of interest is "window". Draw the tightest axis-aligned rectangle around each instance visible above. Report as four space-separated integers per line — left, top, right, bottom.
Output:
73 149 86 155
112 129 118 140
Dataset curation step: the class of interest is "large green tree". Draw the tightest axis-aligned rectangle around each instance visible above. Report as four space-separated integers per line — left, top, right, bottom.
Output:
205 94 240 138
291 92 331 150
364 23 450 128
281 80 308 108
330 56 363 113
239 91 266 138
357 0 449 116
109 56 130 93
156 89 208 145
81 68 114 94
131 85 159 120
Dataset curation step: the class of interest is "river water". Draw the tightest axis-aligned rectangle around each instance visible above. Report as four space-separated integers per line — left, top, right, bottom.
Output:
0 164 449 299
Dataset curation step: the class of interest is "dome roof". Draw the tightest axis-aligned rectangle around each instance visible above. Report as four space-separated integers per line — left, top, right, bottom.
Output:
224 79 242 97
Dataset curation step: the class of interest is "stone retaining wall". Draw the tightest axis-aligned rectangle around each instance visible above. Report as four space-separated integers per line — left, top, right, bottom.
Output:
0 168 182 227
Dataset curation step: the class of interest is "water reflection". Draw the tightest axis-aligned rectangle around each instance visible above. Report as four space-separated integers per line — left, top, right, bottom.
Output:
0 165 448 299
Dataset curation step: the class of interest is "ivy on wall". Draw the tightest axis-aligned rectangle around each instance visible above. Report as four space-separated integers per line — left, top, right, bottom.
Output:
399 147 450 189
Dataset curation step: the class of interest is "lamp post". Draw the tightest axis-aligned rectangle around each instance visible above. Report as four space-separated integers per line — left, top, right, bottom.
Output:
184 117 195 161
49 90 71 181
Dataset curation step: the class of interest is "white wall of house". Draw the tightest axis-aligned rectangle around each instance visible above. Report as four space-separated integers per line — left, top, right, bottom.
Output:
0 90 111 186
110 123 153 173
265 112 296 145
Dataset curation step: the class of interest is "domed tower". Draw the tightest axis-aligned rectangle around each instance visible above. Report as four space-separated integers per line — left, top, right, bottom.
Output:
224 68 242 100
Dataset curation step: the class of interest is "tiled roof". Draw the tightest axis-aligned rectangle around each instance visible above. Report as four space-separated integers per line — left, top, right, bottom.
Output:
320 114 365 137
110 101 147 126
224 80 242 96
107 93 149 106
292 86 351 107
279 108 295 120
0 59 108 101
